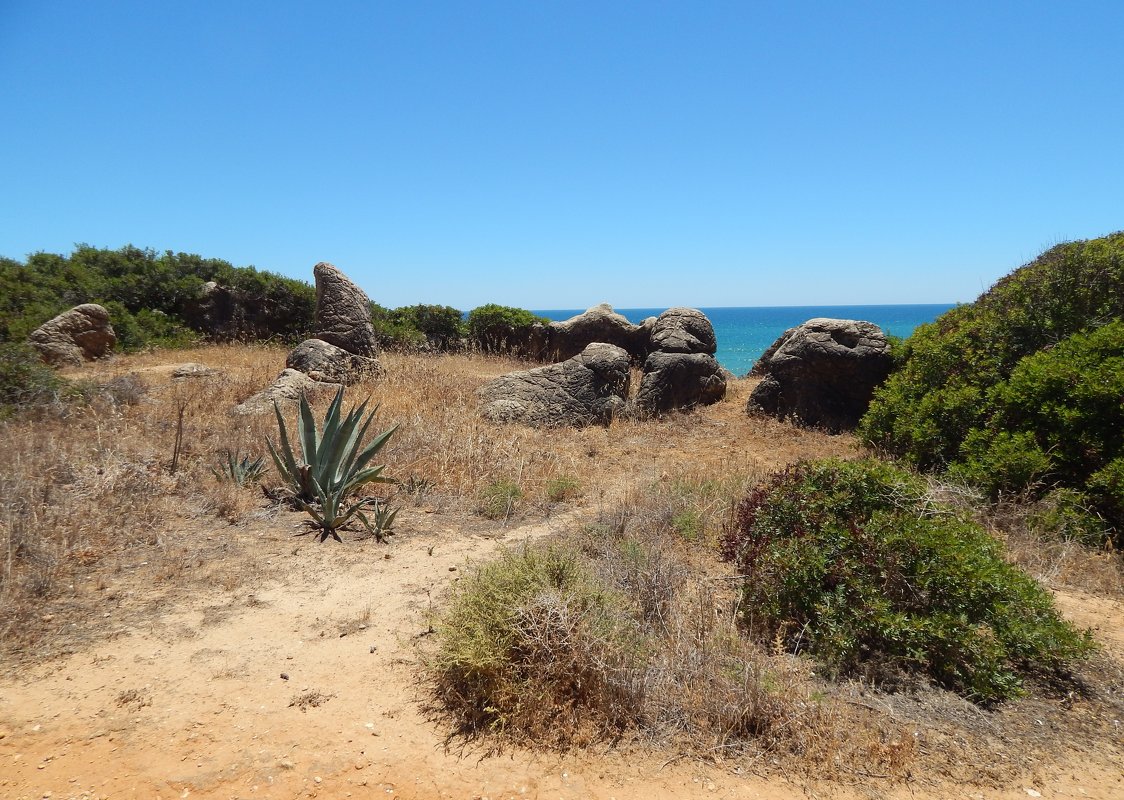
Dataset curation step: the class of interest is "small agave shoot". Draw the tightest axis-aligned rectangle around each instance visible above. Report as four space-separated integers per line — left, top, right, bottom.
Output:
267 387 399 542
211 450 268 486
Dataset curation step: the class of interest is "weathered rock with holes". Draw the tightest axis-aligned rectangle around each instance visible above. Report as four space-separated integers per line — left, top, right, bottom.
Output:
232 369 343 415
547 303 650 362
479 343 631 428
286 338 380 385
649 307 717 355
312 261 378 357
28 304 117 366
636 351 726 414
171 363 219 380
747 318 892 432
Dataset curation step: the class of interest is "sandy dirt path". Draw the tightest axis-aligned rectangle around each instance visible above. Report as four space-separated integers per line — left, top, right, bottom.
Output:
3 503 1123 800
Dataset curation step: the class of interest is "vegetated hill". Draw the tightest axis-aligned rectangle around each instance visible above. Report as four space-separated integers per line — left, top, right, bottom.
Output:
859 231 1124 538
0 245 543 355
0 244 317 349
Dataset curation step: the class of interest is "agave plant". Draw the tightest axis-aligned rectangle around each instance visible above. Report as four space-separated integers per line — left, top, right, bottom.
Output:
267 387 399 542
211 450 268 486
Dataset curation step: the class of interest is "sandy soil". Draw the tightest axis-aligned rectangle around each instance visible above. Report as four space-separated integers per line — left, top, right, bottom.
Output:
2 363 1122 800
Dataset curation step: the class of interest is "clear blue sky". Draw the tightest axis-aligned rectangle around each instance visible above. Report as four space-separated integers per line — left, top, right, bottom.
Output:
2 1 1121 309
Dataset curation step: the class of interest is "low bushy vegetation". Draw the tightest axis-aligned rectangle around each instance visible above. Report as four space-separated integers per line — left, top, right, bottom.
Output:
859 232 1124 541
2 245 555 360
432 544 644 745
0 342 64 412
720 459 1093 703
0 245 316 348
371 303 466 351
477 479 523 520
431 487 921 771
465 303 548 354
546 475 582 503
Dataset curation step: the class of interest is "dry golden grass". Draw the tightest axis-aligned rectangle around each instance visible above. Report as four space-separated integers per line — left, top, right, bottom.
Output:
3 340 1117 666
0 343 851 656
2 342 1121 792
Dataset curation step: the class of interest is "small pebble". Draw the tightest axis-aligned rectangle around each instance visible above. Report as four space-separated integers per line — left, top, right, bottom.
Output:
280 673 289 680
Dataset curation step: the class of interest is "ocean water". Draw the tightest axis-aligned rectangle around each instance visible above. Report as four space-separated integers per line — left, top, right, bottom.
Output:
532 304 957 376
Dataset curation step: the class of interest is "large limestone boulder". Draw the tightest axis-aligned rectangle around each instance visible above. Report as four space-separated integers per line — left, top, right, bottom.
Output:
286 338 380 385
649 307 717 355
479 343 630 428
547 303 649 362
312 262 378 357
636 351 726 414
232 369 343 415
747 318 892 432
29 304 116 366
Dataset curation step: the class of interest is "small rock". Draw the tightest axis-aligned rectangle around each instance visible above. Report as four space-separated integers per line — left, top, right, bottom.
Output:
314 776 322 784
280 673 289 680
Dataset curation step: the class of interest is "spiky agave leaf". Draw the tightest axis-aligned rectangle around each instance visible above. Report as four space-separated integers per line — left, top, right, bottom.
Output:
266 386 401 541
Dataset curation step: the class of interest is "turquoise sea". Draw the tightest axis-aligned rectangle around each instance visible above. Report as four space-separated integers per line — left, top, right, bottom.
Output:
532 304 957 376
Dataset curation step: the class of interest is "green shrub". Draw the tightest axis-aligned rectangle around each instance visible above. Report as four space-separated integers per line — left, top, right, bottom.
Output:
545 476 581 503
1 244 314 349
720 459 1093 703
431 544 641 744
861 232 1124 468
0 342 62 411
395 304 465 349
946 321 1124 537
466 304 548 354
369 303 427 350
860 233 1124 540
477 479 522 520
1024 488 1110 548
670 508 703 541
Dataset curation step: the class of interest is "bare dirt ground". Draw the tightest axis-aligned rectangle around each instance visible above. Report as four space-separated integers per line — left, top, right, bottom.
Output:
2 350 1122 800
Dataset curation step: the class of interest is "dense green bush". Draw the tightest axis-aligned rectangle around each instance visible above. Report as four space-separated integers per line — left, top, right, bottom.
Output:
720 459 1093 702
466 303 547 353
0 244 315 349
370 303 465 350
859 232 1124 537
0 342 64 411
947 321 1124 525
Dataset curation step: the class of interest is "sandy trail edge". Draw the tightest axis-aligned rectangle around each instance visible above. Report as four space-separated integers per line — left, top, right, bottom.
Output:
3 503 1122 800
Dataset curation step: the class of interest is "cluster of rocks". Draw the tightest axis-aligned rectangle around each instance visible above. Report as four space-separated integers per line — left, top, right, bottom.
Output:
28 304 117 366
235 262 382 414
479 306 726 428
23 270 893 434
746 318 892 432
